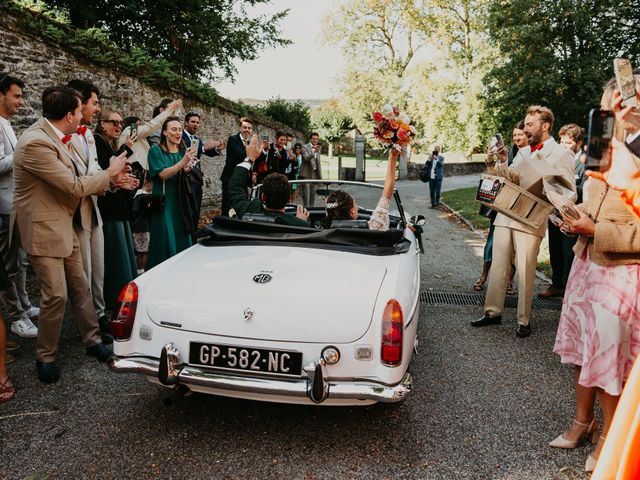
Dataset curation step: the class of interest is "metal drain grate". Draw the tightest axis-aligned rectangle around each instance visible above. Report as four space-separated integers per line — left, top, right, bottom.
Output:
419 291 563 311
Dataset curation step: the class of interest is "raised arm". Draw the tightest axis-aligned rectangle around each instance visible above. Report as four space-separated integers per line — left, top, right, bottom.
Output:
381 148 400 200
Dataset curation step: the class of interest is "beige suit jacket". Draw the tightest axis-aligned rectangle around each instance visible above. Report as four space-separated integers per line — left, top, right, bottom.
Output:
10 118 111 258
300 143 322 179
494 138 576 237
70 128 103 229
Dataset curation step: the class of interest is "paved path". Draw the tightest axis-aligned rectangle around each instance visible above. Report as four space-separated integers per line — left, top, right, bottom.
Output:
0 178 590 480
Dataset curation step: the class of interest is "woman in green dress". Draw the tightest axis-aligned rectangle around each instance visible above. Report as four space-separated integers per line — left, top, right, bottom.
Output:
147 117 197 269
94 110 138 310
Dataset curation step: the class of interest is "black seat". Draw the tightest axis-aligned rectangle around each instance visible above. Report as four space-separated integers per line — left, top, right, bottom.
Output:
242 213 279 224
330 219 370 229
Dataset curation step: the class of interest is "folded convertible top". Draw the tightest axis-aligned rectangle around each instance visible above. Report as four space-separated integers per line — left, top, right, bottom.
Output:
198 217 409 255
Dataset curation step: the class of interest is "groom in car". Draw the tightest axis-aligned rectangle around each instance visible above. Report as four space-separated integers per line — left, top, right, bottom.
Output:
228 134 310 227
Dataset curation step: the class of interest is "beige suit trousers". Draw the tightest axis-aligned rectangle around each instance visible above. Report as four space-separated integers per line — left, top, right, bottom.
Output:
484 226 542 326
0 214 31 320
75 221 105 318
29 231 100 362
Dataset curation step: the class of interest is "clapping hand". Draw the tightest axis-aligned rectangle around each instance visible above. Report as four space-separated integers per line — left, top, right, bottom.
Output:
246 134 262 162
166 99 182 116
296 205 309 221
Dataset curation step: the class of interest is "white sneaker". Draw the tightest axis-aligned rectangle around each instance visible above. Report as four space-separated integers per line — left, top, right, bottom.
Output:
11 317 38 338
25 305 40 319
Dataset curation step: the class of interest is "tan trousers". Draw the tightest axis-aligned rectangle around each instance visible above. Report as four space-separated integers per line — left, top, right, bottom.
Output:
29 232 100 362
75 223 105 318
484 226 543 326
0 214 32 321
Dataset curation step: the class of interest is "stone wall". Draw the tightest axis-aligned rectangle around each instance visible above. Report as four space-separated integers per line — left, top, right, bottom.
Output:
0 11 303 210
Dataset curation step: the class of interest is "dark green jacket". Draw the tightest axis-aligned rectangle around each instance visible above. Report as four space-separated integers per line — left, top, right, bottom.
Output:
229 164 310 227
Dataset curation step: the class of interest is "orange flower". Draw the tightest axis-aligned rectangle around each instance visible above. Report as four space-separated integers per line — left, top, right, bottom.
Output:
389 119 400 129
397 128 409 142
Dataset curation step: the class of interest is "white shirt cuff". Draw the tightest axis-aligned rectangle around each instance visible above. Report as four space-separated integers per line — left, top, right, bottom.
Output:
626 131 640 144
239 160 252 170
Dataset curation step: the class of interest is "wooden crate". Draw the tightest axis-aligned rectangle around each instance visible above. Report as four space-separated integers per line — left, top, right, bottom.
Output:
476 175 553 229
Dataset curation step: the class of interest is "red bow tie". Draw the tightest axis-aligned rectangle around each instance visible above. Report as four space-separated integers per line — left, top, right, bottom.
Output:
62 134 73 145
530 143 543 152
77 125 88 136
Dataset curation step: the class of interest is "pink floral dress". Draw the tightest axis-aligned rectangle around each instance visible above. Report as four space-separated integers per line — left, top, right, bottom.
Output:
553 249 640 395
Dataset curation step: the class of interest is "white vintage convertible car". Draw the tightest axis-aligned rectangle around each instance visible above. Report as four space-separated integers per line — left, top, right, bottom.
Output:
109 180 423 405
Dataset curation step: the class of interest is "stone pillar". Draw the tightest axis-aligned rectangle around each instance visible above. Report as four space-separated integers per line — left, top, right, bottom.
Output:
399 145 410 179
355 134 365 182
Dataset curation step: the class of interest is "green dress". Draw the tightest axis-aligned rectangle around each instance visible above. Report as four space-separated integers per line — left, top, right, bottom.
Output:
147 145 192 269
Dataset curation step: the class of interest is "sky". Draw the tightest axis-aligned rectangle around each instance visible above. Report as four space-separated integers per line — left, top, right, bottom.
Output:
216 0 345 101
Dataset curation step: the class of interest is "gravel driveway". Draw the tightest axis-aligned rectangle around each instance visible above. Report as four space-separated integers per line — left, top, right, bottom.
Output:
0 178 591 480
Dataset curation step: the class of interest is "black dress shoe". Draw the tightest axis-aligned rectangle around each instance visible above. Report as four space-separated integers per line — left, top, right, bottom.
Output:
516 324 531 338
471 314 502 327
36 360 60 384
86 343 113 362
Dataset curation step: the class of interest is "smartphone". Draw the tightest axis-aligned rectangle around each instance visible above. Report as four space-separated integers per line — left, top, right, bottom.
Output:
261 134 269 142
130 123 138 138
614 58 637 108
586 109 615 171
191 138 200 156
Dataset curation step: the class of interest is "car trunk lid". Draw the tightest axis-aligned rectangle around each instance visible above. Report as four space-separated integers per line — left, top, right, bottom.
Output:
145 245 386 343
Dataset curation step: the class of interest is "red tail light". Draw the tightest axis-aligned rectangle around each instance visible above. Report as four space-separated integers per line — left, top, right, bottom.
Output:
381 300 403 366
110 282 138 340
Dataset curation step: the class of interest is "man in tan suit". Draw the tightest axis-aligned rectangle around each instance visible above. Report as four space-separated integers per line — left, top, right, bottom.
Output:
66 79 109 342
11 86 130 383
472 106 576 337
299 132 323 207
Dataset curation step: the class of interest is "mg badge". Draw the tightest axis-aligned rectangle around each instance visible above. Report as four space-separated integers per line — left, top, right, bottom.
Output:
244 308 254 321
253 273 272 284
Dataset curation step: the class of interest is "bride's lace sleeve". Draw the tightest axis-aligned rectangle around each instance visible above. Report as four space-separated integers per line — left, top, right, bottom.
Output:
368 197 391 231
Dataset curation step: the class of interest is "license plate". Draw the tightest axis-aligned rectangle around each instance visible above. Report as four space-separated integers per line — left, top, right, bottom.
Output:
189 342 302 376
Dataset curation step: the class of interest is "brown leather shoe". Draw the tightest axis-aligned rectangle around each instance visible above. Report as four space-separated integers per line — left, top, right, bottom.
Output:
538 286 565 298
6 340 20 352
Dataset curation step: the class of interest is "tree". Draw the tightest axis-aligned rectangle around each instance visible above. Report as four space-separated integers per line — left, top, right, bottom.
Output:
322 0 433 130
310 100 354 159
43 0 291 81
255 97 311 135
485 0 640 138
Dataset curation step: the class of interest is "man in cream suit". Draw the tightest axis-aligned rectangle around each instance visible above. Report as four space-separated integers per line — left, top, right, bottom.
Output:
300 132 323 207
66 80 109 342
11 85 131 383
0 74 40 339
472 106 575 337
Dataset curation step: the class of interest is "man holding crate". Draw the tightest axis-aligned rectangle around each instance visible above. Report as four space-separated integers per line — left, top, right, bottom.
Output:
472 106 575 338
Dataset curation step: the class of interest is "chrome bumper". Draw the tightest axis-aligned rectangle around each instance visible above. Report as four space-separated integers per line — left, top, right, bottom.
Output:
109 344 412 404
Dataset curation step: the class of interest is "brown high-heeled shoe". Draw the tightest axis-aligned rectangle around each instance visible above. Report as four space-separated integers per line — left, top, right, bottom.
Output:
549 418 599 449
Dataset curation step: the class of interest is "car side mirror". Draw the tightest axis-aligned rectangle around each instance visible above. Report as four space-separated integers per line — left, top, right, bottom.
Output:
410 215 426 227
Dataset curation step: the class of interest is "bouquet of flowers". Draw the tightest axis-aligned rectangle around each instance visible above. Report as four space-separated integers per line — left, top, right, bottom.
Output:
371 105 416 150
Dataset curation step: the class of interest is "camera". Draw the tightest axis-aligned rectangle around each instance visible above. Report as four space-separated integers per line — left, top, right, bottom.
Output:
432 150 438 157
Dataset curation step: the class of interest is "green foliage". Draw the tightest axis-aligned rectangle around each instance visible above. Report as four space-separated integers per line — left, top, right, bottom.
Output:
43 0 291 81
484 0 640 138
310 100 354 142
255 97 311 135
440 187 491 230
324 0 497 155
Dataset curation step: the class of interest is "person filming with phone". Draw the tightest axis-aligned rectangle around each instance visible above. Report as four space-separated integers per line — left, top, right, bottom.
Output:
550 75 640 473
424 145 444 208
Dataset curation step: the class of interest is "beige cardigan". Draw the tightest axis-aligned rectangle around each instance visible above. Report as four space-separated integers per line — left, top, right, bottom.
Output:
575 179 640 266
